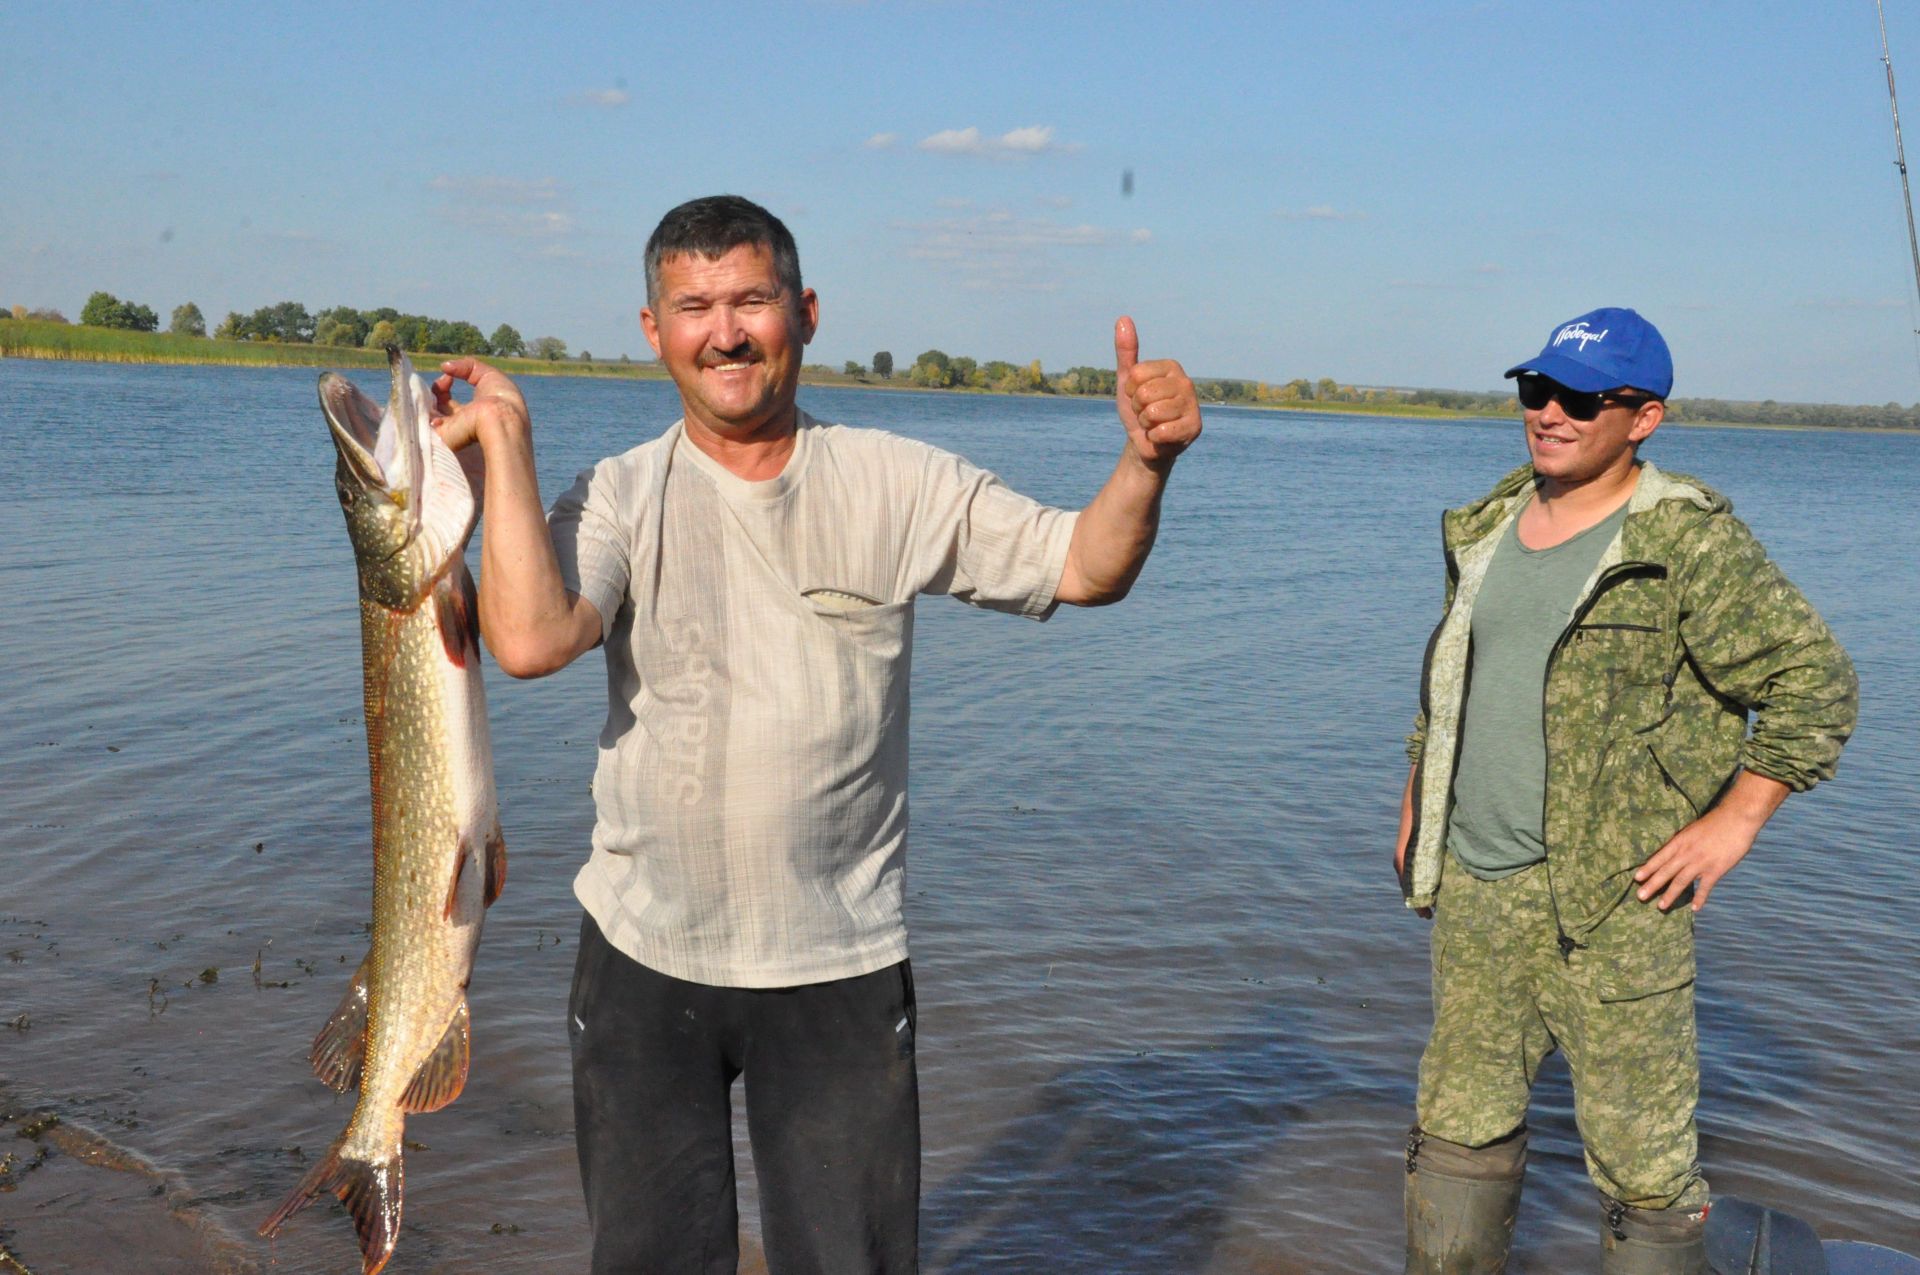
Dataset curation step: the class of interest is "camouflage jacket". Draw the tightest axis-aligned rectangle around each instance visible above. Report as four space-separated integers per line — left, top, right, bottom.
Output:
1404 461 1857 947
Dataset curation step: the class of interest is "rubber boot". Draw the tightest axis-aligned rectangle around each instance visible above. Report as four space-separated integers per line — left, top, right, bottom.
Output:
1404 1125 1527 1275
1599 1193 1709 1274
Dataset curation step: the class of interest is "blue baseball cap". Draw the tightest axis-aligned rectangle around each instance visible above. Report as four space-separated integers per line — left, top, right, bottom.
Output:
1504 307 1673 399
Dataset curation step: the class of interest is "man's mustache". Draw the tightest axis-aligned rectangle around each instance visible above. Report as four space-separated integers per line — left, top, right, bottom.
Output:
699 342 759 368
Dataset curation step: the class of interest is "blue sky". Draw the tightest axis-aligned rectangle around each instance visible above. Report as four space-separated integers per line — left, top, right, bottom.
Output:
9 0 1920 403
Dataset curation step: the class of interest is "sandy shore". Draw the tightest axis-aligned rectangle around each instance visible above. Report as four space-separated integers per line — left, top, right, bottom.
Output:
0 1095 773 1275
0 1100 255 1274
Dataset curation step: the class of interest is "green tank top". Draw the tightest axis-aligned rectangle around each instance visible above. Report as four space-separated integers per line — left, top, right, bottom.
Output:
1446 498 1631 880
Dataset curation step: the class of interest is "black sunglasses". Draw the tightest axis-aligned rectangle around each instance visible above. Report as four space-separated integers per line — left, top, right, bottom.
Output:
1515 376 1655 422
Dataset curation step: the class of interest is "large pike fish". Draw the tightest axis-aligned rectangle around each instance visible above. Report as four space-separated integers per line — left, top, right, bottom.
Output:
260 348 505 1274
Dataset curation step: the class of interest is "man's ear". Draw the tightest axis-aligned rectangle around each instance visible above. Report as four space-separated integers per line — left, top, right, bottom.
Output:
1629 399 1665 445
798 288 819 345
640 307 662 357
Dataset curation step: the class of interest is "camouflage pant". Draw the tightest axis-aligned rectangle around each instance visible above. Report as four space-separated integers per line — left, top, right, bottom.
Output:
1416 856 1708 1210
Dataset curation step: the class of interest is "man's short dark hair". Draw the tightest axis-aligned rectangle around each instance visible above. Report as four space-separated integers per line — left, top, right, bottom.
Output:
645 195 803 308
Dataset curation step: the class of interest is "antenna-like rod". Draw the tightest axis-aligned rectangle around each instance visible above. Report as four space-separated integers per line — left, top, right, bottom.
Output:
1878 0 1920 328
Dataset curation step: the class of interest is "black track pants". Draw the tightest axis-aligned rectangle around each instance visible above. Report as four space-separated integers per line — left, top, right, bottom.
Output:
569 912 921 1274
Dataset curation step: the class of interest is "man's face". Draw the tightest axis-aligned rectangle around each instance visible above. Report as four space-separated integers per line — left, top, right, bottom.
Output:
640 243 818 441
1521 379 1663 486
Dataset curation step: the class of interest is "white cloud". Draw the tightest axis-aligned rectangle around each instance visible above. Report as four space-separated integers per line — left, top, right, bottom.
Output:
896 208 1131 292
916 125 1075 157
1275 205 1368 222
569 88 630 108
1130 228 1152 244
864 132 899 149
998 125 1056 153
431 175 577 241
1800 296 1904 311
920 127 985 154
431 175 565 205
256 228 339 250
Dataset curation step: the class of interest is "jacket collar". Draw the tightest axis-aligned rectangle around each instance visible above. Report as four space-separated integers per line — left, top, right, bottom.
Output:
1444 460 1724 564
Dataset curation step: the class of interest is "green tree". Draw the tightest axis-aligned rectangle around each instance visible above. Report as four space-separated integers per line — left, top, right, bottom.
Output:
1061 366 1117 396
426 319 489 356
489 324 526 358
531 335 568 361
242 301 314 343
951 356 978 387
80 291 158 331
80 291 123 327
215 311 246 340
872 350 893 379
392 315 430 351
909 348 953 388
364 320 400 349
169 302 206 337
313 305 369 348
579 350 593 362
844 360 865 377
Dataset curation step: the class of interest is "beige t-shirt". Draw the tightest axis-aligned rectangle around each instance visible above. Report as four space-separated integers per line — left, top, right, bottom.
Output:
549 413 1078 987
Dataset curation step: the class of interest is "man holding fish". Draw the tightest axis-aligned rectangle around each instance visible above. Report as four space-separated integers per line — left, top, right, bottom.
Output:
429 194 1203 1273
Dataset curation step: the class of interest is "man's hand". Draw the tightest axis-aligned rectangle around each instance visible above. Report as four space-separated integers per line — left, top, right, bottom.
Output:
1393 765 1432 918
1633 770 1789 912
1114 317 1201 469
432 358 531 496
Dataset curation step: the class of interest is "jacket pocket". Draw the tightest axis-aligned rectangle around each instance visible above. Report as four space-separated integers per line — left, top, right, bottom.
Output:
1585 929 1696 1002
1645 742 1701 819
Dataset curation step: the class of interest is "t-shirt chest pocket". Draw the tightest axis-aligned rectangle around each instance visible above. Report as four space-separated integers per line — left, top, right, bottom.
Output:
801 586 913 660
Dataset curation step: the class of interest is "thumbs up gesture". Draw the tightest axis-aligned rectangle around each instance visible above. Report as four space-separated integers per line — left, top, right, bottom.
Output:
1113 316 1202 470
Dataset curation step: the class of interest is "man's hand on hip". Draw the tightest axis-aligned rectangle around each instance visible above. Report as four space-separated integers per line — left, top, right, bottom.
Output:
1634 770 1790 912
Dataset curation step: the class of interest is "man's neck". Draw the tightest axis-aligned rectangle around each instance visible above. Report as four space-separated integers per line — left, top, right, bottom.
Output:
681 406 800 481
1520 461 1640 549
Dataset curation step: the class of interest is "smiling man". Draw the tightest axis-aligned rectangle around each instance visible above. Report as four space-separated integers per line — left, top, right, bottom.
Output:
429 195 1201 1274
1390 308 1857 1273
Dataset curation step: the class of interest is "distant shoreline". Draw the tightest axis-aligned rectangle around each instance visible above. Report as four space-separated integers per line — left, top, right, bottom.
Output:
5 323 1916 434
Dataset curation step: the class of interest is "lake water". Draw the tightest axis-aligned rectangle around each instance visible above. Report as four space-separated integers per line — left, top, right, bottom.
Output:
1 358 1914 1273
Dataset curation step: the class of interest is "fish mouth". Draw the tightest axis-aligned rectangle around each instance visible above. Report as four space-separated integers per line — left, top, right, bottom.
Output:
319 347 425 505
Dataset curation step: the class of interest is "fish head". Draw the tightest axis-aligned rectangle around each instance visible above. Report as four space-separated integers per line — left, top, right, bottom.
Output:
319 347 477 608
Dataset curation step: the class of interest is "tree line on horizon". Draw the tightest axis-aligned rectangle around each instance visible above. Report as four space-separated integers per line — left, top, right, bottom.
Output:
6 297 1917 429
18 291 592 363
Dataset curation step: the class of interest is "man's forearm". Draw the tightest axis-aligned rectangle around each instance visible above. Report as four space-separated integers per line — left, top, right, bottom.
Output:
1711 767 1791 833
1057 450 1169 605
476 421 591 676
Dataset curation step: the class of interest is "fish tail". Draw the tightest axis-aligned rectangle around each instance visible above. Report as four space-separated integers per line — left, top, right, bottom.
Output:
258 1137 403 1274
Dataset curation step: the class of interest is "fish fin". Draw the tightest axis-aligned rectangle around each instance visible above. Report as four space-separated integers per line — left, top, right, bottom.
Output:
257 1136 403 1275
433 573 476 669
400 999 470 1114
444 842 474 921
483 824 507 908
309 955 372 1093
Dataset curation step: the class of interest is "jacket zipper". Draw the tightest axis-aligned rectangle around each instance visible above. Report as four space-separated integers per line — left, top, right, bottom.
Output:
1540 559 1665 960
